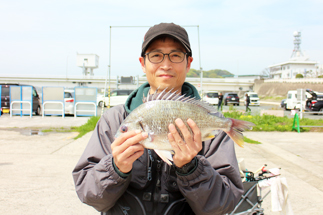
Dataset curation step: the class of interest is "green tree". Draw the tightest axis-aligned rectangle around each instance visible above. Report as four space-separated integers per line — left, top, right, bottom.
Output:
296 74 304 78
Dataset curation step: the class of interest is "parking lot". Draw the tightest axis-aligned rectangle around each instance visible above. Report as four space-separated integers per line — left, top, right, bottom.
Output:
0 115 323 214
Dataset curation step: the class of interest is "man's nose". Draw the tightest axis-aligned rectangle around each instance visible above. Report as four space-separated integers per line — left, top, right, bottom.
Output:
160 55 172 68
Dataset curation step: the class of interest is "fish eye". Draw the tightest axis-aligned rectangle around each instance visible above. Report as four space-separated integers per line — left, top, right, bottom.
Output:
120 125 128 133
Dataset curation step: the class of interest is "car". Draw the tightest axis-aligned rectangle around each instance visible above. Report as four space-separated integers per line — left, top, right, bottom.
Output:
285 90 312 110
280 99 287 109
0 84 41 115
64 89 75 115
309 95 323 114
223 92 240 106
203 91 219 105
244 92 260 106
97 89 133 107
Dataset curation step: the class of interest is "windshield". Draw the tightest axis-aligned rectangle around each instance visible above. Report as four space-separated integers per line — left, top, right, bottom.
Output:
206 93 218 98
250 94 258 98
1 87 9 96
228 94 238 97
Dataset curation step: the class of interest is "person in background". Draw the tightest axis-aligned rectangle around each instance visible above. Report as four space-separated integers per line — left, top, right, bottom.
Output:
72 23 243 215
218 92 223 111
245 93 251 112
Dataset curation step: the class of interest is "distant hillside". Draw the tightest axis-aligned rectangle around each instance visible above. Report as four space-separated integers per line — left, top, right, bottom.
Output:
187 69 234 78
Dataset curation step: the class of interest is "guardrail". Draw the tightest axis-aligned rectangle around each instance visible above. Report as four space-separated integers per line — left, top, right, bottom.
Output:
74 102 97 118
42 101 64 118
292 112 323 133
10 101 32 118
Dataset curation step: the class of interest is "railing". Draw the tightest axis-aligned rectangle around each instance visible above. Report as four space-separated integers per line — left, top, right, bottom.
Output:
10 101 32 118
292 112 323 133
42 101 64 118
74 102 97 118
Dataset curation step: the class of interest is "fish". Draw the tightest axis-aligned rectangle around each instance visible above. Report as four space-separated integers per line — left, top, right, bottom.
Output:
115 88 255 165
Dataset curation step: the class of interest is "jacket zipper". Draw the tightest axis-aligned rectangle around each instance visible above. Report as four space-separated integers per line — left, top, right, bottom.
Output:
153 159 162 215
147 149 154 181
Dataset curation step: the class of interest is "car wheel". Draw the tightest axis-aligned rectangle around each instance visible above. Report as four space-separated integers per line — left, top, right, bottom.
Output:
237 104 240 106
36 106 41 115
319 108 323 115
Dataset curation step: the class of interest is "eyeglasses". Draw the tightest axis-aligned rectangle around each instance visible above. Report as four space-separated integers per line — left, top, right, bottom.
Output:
145 51 187 64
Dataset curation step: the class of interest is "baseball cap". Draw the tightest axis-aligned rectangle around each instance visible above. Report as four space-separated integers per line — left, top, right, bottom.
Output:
141 23 192 57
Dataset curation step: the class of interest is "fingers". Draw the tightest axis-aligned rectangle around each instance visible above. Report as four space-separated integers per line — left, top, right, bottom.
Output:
187 118 202 147
112 130 148 173
168 118 202 168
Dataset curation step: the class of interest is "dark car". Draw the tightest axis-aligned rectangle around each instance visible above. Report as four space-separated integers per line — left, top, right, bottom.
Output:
1 84 19 115
223 92 240 106
309 95 323 114
280 99 287 109
0 84 41 115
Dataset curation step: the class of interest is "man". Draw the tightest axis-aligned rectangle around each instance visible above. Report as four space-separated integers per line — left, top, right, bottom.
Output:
245 93 251 112
218 92 223 111
73 23 243 215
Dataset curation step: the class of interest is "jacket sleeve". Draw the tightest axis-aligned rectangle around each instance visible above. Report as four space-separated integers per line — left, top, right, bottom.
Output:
176 131 244 215
72 106 130 212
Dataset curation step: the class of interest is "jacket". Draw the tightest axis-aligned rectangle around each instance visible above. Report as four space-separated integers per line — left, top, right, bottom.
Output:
72 82 243 215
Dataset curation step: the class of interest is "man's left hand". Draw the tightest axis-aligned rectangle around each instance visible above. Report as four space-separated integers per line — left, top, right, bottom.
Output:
168 118 202 168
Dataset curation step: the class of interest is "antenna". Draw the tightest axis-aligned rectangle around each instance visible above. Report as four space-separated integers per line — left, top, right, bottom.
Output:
290 31 303 58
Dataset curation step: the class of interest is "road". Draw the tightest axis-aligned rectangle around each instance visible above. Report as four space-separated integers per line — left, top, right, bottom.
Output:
0 116 322 214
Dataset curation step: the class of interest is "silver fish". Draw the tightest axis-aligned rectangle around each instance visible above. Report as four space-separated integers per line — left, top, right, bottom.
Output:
115 88 255 165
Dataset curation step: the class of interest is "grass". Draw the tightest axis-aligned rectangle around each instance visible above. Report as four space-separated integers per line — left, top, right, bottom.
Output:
260 96 285 101
224 111 323 132
71 116 100 139
243 136 261 144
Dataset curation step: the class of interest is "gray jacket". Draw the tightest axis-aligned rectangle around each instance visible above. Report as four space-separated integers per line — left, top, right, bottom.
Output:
72 83 243 215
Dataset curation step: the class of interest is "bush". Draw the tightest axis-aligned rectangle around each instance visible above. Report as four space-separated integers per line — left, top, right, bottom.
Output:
296 74 304 78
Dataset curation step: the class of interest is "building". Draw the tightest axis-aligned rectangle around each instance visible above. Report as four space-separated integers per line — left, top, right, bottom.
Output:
269 31 319 79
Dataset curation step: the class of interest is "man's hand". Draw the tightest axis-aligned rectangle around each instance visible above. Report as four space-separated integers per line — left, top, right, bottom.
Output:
111 130 147 173
168 118 202 168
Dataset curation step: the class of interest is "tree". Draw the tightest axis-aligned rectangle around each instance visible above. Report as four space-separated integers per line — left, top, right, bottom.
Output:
296 74 304 78
261 68 271 78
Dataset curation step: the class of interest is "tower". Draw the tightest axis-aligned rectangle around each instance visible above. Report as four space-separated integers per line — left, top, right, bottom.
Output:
76 54 99 76
290 31 303 58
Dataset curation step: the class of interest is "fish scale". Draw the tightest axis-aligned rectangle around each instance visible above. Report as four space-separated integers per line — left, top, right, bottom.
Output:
115 88 255 165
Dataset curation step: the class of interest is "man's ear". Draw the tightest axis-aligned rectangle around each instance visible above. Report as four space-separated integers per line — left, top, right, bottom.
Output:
186 56 193 73
139 57 146 74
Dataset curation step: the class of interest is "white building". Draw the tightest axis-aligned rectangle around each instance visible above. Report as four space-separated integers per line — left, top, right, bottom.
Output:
269 31 319 79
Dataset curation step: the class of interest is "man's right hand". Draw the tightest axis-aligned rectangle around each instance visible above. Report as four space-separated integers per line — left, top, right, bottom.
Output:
111 130 147 173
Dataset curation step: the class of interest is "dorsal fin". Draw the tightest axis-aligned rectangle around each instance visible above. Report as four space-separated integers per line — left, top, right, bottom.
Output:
142 87 217 113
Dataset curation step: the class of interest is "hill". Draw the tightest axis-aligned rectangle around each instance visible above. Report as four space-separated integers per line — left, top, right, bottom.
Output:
187 69 234 78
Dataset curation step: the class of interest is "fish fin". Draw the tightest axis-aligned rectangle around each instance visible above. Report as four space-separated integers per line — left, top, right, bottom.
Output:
154 149 173 165
226 119 255 147
144 88 218 113
202 134 215 141
201 130 220 141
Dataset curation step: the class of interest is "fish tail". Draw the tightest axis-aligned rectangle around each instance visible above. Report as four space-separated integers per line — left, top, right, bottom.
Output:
154 149 173 165
226 119 255 147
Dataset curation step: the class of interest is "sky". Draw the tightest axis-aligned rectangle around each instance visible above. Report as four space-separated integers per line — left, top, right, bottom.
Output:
1 0 323 78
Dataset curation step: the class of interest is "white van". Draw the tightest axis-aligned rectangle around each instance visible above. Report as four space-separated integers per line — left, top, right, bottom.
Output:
203 91 219 105
285 90 311 110
244 92 260 106
97 89 133 107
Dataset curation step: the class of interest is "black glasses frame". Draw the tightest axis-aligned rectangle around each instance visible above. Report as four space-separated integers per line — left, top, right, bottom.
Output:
144 51 188 64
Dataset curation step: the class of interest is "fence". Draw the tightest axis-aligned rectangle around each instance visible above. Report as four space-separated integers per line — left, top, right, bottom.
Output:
74 87 97 117
292 112 323 133
42 87 65 118
10 86 33 118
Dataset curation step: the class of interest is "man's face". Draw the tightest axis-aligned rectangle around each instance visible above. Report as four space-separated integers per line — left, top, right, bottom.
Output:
139 37 193 94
